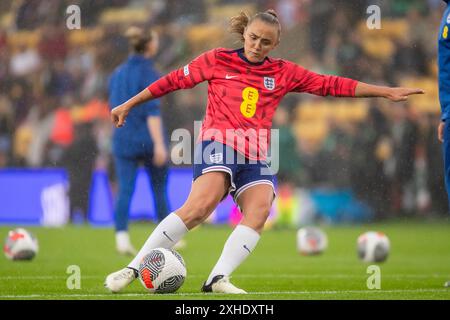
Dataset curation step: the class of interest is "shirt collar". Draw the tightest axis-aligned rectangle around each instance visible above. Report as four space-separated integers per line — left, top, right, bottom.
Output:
236 48 268 66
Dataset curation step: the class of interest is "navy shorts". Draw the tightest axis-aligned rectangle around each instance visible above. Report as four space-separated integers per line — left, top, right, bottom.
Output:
193 140 275 202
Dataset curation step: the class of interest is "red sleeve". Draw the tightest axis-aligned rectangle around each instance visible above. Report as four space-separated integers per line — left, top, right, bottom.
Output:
287 63 357 97
147 49 216 98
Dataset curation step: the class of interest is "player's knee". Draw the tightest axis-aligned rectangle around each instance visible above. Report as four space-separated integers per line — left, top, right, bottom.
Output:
178 198 216 228
251 201 272 217
190 204 211 223
243 202 272 228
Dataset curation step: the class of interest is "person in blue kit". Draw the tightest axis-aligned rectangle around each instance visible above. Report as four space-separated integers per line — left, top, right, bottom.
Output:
109 26 170 255
438 0 450 288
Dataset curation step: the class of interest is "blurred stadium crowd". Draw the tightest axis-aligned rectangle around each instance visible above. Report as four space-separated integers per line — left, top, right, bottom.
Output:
0 0 448 220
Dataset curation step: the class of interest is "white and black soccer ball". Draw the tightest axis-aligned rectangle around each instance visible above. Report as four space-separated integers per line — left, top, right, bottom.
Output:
3 228 39 261
297 227 328 255
138 248 186 293
357 231 390 263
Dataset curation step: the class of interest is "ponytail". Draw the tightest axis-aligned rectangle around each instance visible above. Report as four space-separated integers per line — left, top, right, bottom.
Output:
125 26 152 54
229 11 250 42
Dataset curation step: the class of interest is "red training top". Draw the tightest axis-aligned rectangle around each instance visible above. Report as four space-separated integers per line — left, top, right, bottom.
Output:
148 48 358 160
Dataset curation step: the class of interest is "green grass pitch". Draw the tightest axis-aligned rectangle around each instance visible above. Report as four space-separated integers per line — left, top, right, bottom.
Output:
1 221 450 300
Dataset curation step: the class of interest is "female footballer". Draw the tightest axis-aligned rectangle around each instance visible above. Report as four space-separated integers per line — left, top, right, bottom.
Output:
105 10 423 294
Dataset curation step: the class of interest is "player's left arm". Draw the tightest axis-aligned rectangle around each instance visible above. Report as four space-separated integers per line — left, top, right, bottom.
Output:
287 63 424 101
354 82 424 102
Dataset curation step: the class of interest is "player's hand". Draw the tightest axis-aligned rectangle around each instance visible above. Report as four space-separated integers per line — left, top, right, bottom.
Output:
153 143 168 167
386 87 424 102
438 121 445 143
111 104 130 128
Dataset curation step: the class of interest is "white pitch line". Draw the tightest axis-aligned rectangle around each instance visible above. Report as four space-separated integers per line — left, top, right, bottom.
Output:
0 275 101 280
0 288 449 299
0 274 448 280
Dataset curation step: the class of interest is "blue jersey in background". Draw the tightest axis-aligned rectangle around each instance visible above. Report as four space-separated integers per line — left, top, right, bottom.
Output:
439 0 450 211
439 0 450 121
109 55 162 158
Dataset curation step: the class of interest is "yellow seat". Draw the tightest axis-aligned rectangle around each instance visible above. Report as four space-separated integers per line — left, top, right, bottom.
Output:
208 4 256 23
398 77 439 114
361 36 395 61
186 24 225 52
296 100 331 121
358 18 409 61
381 19 409 39
296 99 368 123
67 28 103 46
332 101 368 122
294 120 329 144
99 8 150 25
357 18 409 40
7 30 41 51
1 12 13 29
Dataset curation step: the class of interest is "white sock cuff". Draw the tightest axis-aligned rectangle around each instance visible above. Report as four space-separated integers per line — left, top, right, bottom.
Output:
168 212 189 232
235 224 260 237
226 224 260 253
234 225 260 250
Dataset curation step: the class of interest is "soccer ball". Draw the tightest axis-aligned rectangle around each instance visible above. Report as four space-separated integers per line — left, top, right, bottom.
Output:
3 228 38 261
138 248 186 293
296 227 328 255
357 231 390 263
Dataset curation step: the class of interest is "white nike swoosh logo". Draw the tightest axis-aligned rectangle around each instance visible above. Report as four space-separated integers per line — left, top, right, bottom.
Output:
225 74 238 79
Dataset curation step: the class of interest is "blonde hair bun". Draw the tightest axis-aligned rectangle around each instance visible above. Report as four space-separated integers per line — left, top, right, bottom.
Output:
265 9 278 19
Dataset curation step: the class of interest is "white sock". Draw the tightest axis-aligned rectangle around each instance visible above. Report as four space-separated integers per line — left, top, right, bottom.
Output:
128 213 188 270
116 231 132 250
206 224 260 285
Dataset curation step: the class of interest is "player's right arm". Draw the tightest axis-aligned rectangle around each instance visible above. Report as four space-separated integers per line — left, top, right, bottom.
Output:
111 88 153 127
111 49 217 128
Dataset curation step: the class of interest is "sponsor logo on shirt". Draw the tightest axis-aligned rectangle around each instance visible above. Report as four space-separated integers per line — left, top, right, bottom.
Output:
240 87 259 118
183 65 189 76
